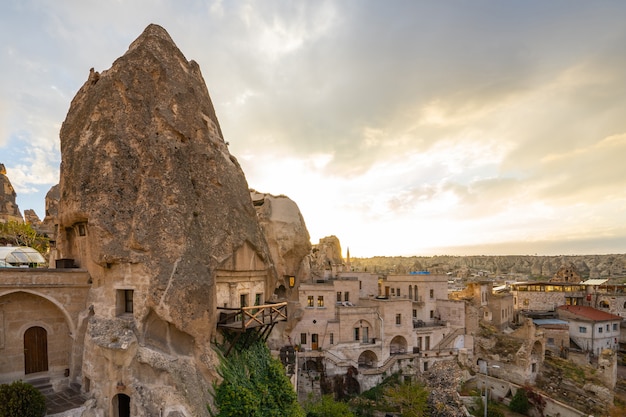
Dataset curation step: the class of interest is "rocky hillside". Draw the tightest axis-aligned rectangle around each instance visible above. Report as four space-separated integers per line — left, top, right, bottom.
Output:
351 254 626 280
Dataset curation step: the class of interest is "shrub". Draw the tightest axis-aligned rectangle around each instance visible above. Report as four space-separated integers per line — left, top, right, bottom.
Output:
509 388 530 415
211 341 304 417
0 380 47 417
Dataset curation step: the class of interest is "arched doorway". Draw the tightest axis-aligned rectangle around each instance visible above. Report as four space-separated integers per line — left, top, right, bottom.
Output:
113 394 131 417
24 326 48 374
390 335 407 354
358 350 378 368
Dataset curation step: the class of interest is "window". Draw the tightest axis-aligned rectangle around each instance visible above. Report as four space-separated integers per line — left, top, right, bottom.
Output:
337 292 342 302
300 333 307 345
547 337 555 345
598 326 603 333
124 290 133 313
307 296 314 307
240 294 248 308
77 223 86 236
430 289 434 299
317 296 324 307
354 328 360 341
579 326 587 333
430 310 434 319
344 292 350 302
396 314 401 325
613 323 618 331
397 288 400 297
412 309 417 318
116 289 134 315
330 333 334 345
606 324 610 332
391 288 395 295
423 361 429 371
255 293 262 306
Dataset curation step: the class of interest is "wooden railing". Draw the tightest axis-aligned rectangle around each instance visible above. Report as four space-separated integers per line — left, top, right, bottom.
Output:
217 302 288 331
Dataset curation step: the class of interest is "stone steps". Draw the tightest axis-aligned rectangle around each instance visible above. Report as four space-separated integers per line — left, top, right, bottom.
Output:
25 377 54 395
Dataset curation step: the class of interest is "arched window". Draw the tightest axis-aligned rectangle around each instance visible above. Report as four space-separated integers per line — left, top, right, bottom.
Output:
409 286 413 299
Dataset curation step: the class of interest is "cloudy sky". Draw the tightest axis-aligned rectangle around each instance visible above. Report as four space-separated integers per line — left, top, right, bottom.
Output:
1 1 626 257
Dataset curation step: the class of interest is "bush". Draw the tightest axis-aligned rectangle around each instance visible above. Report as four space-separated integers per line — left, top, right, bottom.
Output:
509 388 530 415
211 341 304 417
0 380 47 417
304 395 354 417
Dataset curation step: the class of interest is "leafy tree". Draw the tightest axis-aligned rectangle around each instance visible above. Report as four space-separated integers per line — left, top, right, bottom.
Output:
0 221 49 257
304 394 354 417
0 380 47 417
211 341 304 417
509 387 530 415
384 381 429 417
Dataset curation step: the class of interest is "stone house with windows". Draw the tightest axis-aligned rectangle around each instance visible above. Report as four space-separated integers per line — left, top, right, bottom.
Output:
510 281 587 319
450 281 514 330
556 305 621 355
291 271 464 397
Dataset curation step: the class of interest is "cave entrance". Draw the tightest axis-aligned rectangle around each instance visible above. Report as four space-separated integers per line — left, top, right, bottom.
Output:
113 394 130 417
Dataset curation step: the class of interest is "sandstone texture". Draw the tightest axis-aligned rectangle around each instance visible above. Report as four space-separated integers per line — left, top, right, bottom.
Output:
311 235 344 272
56 24 273 416
40 183 60 235
251 189 311 298
0 163 23 223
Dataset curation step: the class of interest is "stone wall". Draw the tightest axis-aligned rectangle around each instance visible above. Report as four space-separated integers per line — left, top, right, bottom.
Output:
0 269 90 388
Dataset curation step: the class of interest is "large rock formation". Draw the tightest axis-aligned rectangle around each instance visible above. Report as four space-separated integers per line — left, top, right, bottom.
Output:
251 190 311 298
0 163 23 223
56 24 274 416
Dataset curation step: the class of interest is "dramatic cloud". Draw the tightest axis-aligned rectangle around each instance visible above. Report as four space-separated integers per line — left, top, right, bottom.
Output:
2 0 626 256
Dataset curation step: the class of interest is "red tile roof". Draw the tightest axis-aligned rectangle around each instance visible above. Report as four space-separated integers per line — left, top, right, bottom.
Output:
557 305 622 322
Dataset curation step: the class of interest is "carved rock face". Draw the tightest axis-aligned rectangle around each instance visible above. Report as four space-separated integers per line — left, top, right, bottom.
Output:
251 190 312 297
56 24 273 415
0 163 23 223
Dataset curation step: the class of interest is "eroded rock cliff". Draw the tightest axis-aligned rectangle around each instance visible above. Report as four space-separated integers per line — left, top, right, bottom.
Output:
0 163 23 223
57 24 273 416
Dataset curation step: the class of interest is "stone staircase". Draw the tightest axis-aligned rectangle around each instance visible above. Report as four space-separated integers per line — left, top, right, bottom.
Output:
434 328 465 350
26 376 54 395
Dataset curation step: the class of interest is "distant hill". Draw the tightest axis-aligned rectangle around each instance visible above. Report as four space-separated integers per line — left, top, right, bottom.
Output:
350 254 626 281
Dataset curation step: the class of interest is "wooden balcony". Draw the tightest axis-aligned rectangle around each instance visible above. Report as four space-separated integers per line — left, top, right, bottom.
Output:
216 302 288 355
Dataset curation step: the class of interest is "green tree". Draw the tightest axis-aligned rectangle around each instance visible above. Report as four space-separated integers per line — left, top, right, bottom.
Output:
304 394 354 417
384 381 429 417
0 380 47 417
211 341 304 417
0 221 49 256
509 387 530 415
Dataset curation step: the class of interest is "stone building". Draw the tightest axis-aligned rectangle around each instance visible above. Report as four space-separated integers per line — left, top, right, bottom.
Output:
556 305 621 355
291 270 463 398
0 268 90 387
450 281 514 330
550 264 582 283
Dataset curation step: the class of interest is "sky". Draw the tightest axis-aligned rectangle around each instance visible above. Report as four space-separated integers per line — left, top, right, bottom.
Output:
1 1 626 257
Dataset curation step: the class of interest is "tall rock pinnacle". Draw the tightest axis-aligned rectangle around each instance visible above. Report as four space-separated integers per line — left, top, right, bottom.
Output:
57 24 274 415
0 163 24 223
